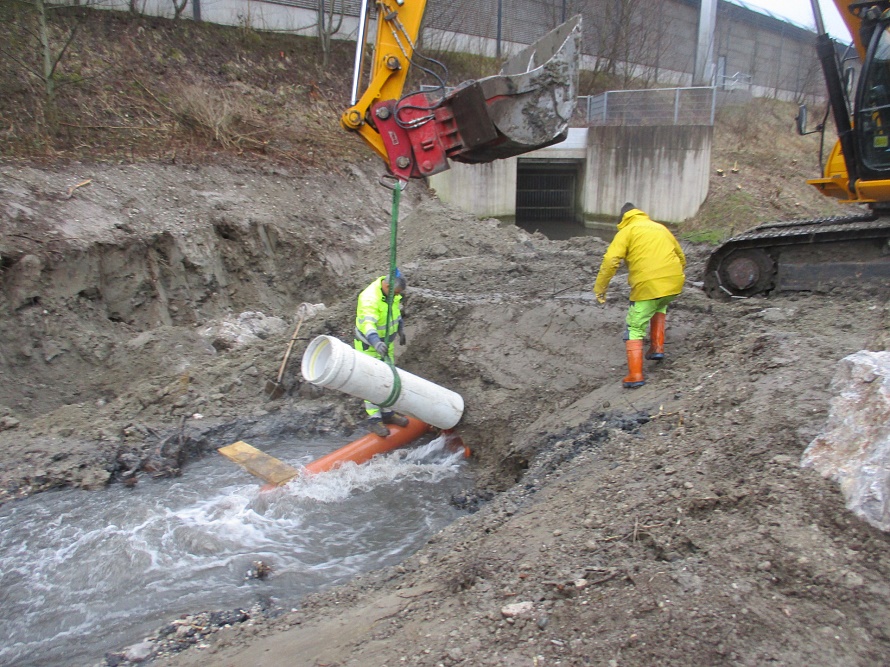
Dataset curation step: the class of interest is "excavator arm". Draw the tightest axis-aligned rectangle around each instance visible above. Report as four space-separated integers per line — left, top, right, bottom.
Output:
341 0 425 166
341 0 582 181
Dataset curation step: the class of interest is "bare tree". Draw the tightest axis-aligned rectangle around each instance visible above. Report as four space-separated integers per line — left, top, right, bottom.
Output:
585 0 674 90
793 44 825 106
171 0 188 21
0 0 84 133
641 0 674 87
317 0 343 68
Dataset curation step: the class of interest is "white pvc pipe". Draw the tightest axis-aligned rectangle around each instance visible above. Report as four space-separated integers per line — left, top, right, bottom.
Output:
301 335 464 430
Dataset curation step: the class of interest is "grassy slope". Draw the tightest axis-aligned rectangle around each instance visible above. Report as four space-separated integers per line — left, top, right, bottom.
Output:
685 97 852 241
1 6 854 238
1 5 366 168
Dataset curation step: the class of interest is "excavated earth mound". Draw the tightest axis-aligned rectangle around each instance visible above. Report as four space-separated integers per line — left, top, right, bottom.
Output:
2 159 890 667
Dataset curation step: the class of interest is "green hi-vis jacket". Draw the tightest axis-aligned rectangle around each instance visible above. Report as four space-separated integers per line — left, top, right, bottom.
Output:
354 276 402 349
594 209 686 302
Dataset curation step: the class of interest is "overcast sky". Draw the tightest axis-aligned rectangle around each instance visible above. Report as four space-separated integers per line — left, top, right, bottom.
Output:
726 0 852 42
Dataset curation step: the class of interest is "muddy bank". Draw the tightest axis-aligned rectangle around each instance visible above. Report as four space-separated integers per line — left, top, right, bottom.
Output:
0 158 421 499
148 285 890 667
2 159 890 667
0 157 634 500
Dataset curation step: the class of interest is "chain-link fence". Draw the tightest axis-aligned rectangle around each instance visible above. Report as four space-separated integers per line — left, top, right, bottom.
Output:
580 87 717 126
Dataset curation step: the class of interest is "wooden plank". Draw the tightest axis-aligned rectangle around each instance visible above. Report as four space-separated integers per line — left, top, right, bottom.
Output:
218 441 300 486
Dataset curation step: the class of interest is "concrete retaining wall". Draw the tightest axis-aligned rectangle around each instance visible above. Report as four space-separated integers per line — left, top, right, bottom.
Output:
584 125 712 223
80 0 829 104
428 160 517 219
429 126 712 224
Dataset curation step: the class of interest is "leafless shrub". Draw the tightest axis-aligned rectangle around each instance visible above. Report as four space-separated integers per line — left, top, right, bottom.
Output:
166 83 269 150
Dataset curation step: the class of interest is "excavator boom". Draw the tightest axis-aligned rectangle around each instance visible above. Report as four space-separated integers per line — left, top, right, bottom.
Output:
341 1 581 181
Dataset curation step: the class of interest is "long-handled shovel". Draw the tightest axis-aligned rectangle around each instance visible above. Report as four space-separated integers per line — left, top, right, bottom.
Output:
264 309 306 400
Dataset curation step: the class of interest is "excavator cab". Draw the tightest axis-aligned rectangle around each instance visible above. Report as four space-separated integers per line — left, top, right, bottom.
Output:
341 1 582 182
855 21 890 178
803 7 890 202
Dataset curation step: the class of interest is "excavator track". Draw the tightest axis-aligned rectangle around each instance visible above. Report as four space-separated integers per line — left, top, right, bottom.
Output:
703 213 890 298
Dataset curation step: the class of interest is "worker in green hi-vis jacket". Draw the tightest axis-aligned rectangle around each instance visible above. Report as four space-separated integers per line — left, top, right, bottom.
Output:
353 269 410 437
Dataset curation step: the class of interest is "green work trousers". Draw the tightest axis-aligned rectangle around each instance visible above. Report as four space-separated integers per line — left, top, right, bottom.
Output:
354 340 393 418
625 294 678 340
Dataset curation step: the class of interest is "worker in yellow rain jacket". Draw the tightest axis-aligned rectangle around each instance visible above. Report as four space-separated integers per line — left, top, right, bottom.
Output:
593 203 686 388
354 269 409 436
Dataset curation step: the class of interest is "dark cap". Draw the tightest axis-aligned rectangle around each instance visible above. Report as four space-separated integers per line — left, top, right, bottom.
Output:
383 274 407 292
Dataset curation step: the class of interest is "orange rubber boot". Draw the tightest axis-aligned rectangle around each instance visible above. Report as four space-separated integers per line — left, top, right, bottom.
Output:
623 340 646 388
646 312 665 360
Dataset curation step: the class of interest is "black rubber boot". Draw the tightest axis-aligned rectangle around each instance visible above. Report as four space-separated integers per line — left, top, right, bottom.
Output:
382 412 409 427
367 418 390 437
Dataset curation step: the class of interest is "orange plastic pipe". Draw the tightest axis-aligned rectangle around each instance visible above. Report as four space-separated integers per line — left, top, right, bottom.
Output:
303 417 432 475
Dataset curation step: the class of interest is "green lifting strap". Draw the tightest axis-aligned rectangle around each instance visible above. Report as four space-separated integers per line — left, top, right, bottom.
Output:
378 182 404 409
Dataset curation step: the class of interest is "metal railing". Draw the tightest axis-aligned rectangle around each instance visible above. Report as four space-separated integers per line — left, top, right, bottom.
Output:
580 86 717 126
717 72 753 92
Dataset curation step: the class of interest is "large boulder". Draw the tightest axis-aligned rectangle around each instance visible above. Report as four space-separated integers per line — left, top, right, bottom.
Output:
802 350 890 530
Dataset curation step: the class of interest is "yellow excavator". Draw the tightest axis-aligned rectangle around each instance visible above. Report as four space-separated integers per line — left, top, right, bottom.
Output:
704 0 890 298
340 0 582 182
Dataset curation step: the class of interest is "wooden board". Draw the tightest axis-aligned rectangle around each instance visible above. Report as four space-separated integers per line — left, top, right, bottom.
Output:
218 441 300 486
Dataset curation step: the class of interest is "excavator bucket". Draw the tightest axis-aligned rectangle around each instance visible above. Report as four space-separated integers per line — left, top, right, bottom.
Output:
371 15 582 180
450 14 583 164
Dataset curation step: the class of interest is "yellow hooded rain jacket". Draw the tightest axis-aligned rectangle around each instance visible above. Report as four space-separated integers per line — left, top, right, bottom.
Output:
594 209 686 302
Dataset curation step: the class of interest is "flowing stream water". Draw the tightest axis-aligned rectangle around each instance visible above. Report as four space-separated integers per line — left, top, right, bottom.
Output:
515 218 617 241
0 434 472 667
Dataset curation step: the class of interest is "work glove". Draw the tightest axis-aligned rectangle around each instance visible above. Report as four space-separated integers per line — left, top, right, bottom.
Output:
398 322 406 346
595 291 607 304
366 331 388 357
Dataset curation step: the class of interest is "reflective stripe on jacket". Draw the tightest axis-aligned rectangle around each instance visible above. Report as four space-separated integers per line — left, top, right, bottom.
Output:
354 276 402 345
594 209 686 302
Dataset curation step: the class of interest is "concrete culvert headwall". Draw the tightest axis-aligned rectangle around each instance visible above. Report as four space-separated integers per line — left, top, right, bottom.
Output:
430 125 712 223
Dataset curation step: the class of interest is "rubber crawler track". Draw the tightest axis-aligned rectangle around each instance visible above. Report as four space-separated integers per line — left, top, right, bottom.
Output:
703 213 890 298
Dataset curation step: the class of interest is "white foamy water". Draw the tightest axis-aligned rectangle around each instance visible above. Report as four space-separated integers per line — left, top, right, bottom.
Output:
0 434 470 667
